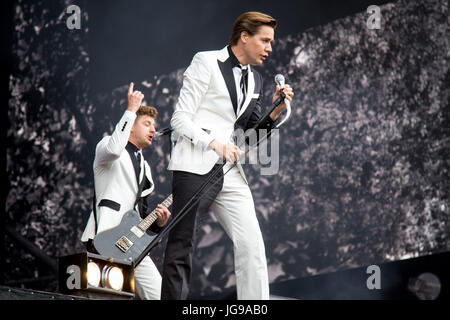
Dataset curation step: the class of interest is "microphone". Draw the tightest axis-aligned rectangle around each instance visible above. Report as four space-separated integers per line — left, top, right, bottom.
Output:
274 74 285 87
153 127 173 140
274 74 286 100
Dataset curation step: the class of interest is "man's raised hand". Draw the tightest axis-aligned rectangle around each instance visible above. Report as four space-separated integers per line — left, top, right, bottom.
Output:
127 82 144 113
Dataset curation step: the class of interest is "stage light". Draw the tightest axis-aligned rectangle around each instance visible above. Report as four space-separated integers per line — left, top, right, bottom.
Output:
87 261 101 287
58 252 135 299
407 272 441 300
102 265 124 291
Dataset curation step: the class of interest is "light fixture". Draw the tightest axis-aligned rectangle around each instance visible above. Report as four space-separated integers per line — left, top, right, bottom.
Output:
102 265 124 291
87 261 101 287
407 272 441 300
58 252 135 298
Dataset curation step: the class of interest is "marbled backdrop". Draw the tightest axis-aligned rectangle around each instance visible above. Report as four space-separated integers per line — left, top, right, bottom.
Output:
6 0 449 296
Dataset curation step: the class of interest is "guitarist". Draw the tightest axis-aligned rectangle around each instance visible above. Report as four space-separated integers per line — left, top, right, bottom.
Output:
81 82 171 300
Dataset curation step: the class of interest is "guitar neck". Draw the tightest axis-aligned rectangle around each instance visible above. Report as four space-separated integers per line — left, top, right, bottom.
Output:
138 194 173 231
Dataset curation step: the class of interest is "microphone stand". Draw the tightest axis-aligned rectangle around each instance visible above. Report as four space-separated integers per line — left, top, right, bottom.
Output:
135 92 288 266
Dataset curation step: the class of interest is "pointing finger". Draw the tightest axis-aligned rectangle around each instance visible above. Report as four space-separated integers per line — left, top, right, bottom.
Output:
128 82 134 95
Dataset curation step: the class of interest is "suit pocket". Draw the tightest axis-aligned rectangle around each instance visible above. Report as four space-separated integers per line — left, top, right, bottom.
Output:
251 93 260 99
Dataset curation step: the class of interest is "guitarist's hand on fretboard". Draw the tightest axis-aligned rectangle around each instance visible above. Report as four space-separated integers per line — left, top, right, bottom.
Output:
155 204 171 227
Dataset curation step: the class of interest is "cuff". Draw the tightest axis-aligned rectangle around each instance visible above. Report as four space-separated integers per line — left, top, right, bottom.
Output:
124 110 137 120
197 129 216 151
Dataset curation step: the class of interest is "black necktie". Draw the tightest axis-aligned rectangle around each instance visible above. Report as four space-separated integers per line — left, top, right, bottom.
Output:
135 151 147 217
239 65 248 110
136 151 141 180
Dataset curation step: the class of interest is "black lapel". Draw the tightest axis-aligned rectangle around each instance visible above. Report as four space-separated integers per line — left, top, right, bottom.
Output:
125 142 140 183
217 58 238 115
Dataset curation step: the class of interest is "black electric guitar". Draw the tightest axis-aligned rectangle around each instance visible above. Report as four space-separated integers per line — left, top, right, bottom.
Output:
92 194 172 263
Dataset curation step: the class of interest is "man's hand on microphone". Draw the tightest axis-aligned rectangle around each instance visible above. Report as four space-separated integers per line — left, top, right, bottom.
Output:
270 84 294 121
209 139 244 163
126 82 145 113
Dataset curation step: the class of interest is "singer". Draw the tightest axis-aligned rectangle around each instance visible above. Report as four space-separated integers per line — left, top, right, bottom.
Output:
161 11 294 300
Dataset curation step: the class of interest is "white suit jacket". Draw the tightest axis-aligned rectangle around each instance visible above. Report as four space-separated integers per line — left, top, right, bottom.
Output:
168 46 274 181
81 111 155 242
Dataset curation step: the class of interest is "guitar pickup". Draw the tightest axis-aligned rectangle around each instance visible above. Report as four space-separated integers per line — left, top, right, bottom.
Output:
131 226 144 238
115 236 133 253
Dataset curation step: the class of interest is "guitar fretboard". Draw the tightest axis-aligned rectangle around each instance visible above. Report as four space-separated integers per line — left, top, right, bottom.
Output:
138 194 173 231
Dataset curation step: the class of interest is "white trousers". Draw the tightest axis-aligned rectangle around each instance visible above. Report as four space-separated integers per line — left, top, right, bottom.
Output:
134 255 162 300
210 163 270 300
